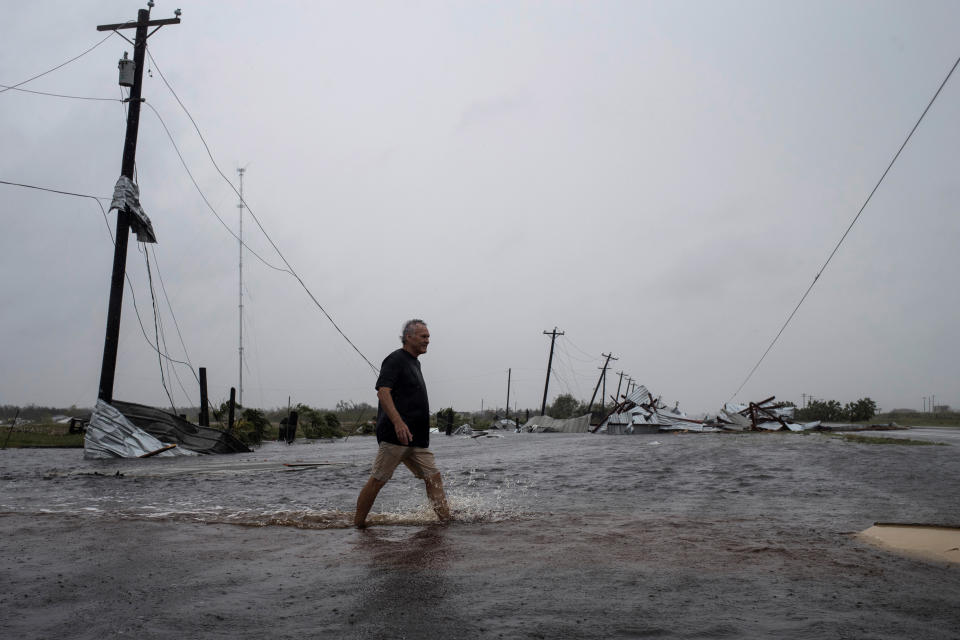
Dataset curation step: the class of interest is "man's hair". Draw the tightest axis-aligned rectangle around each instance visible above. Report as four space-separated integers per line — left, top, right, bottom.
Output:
400 318 427 344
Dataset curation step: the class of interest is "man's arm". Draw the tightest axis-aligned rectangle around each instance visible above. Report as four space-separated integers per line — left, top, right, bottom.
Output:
377 386 412 445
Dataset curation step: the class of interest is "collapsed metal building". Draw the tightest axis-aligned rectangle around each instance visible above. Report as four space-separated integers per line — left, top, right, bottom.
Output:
596 386 820 434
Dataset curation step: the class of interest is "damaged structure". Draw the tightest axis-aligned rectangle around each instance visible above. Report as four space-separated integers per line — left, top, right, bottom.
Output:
597 386 712 434
712 396 821 432
520 414 592 433
84 400 250 458
597 387 821 434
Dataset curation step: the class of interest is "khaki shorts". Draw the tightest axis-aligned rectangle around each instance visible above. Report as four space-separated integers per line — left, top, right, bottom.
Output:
370 442 440 482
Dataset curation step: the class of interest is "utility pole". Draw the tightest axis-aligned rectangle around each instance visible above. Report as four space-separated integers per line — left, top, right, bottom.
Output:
237 166 246 407
586 353 617 414
614 371 625 402
96 4 181 403
505 368 512 425
540 327 564 416
600 354 617 412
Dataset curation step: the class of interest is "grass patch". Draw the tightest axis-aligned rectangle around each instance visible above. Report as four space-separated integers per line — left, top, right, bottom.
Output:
864 411 960 427
835 433 945 446
1 430 83 448
0 422 83 448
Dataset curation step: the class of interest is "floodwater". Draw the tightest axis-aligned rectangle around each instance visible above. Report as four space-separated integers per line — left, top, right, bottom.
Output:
2 428 959 639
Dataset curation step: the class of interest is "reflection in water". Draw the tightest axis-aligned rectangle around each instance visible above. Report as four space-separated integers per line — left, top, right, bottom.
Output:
351 524 473 636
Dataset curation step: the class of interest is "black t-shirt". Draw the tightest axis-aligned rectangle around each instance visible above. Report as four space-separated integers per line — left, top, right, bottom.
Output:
375 349 430 448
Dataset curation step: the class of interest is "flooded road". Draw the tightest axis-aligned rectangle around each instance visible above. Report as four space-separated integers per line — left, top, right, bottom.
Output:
2 429 959 638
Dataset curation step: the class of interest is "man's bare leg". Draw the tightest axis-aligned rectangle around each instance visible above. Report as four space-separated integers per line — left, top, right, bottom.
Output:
355 477 386 528
425 472 451 522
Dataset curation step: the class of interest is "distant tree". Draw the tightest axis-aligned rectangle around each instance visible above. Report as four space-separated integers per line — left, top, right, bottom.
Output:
549 393 583 419
796 399 844 422
323 412 340 431
334 400 375 428
297 403 344 439
844 397 878 422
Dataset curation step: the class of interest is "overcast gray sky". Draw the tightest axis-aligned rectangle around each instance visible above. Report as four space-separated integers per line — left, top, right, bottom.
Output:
2 1 958 416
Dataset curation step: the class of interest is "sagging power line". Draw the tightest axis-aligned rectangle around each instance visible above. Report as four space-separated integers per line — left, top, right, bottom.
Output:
729 53 960 402
145 46 379 375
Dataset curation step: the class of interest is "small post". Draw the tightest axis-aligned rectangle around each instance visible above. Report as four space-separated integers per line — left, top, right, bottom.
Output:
228 387 236 433
199 367 209 426
287 410 298 444
505 368 512 427
2 408 19 450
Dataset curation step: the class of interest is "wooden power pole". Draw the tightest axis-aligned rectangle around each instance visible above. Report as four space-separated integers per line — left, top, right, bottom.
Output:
540 327 564 416
586 352 617 414
505 368 512 424
96 5 180 403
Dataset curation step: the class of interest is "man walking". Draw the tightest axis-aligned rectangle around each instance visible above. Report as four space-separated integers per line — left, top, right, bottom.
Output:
355 319 450 528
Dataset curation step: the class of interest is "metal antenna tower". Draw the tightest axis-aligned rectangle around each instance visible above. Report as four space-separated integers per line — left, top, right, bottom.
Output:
237 166 246 406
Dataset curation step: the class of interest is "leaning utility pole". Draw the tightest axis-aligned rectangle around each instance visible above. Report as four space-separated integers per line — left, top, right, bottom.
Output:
237 166 246 407
586 352 617 414
614 370 625 402
505 368 512 424
540 327 564 416
95 4 181 403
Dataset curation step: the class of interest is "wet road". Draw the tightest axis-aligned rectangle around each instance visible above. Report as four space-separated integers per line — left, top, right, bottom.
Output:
2 429 959 638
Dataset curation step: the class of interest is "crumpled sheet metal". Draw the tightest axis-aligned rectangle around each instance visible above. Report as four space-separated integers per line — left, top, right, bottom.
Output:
625 385 652 406
84 399 196 458
110 175 157 243
521 414 592 433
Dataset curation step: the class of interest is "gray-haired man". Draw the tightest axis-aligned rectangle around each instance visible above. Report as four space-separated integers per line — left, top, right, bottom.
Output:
354 319 450 528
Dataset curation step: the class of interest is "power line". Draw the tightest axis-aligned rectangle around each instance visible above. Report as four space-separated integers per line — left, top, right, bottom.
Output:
0 84 120 101
0 177 116 241
0 179 110 202
146 47 379 374
729 53 960 402
0 32 116 95
556 337 601 364
143 246 179 412
563 335 603 363
148 245 200 385
0 177 196 381
141 101 290 274
123 258 193 372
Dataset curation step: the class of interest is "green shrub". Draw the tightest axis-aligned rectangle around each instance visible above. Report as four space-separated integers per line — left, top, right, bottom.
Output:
235 408 270 446
297 404 344 439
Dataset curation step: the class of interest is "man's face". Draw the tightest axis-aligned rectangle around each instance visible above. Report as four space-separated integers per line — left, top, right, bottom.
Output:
405 324 430 356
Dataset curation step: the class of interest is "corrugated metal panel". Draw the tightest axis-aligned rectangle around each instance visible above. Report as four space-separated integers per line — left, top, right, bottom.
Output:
85 400 197 458
521 414 592 433
625 385 651 406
